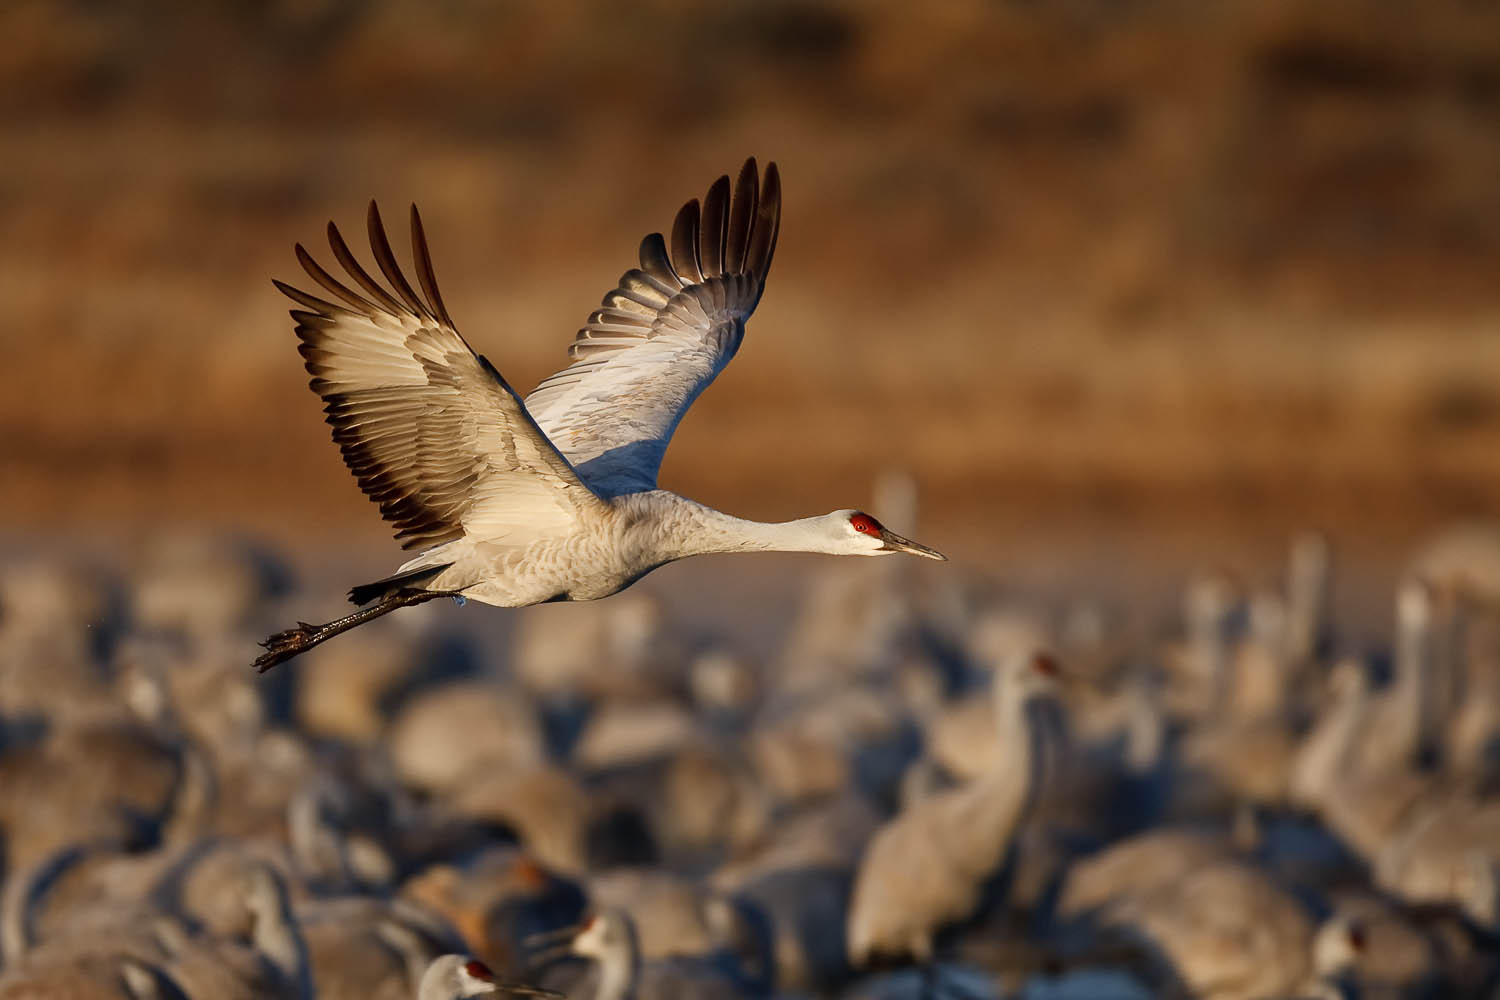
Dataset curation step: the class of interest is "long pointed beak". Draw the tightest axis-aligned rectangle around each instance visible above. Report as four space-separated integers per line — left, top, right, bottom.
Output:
878 528 947 561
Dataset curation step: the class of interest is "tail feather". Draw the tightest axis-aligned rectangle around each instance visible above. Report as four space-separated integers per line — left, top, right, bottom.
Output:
347 564 452 606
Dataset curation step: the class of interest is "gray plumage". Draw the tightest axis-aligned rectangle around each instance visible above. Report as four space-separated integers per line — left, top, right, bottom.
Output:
294 896 466 1000
845 654 1059 966
0 956 184 1000
524 160 777 497
154 864 311 1000
255 159 943 671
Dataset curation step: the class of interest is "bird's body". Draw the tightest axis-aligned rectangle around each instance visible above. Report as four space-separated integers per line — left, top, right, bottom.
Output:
255 159 943 671
154 864 311 1000
295 897 466 1000
845 652 1060 966
402 495 886 607
1092 858 1326 1000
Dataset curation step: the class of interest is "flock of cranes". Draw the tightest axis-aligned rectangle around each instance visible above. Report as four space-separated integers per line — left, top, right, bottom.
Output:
4 510 1500 999
2 161 1500 1000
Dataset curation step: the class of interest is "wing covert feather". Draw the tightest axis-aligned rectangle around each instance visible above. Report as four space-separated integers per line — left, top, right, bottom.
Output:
525 158 781 497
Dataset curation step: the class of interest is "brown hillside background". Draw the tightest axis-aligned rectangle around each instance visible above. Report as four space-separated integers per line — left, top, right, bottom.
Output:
6 0 1500 615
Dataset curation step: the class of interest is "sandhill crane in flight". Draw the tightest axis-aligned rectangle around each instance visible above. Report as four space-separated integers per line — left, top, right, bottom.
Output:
254 159 943 671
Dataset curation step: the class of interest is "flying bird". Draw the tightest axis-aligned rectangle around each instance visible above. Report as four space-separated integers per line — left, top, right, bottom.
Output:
255 159 944 672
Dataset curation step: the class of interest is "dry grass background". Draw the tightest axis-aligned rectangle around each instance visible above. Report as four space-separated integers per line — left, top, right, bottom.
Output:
5 0 1500 610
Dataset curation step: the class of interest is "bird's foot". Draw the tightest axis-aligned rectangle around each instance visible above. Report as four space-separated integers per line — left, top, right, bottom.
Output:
252 622 321 673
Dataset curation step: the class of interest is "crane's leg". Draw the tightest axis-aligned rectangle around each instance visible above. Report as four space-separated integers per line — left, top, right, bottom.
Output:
253 587 453 673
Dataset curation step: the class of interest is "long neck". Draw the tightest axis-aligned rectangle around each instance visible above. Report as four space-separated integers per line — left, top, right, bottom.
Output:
998 685 1054 818
946 682 1047 876
1291 677 1368 805
248 873 312 1000
1123 676 1164 774
644 498 841 562
417 963 452 1000
1393 582 1434 762
375 922 433 995
1184 578 1232 711
1285 533 1330 665
592 930 640 1000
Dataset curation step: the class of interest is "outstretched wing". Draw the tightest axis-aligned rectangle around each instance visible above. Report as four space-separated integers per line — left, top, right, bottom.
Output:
524 158 781 497
277 203 605 551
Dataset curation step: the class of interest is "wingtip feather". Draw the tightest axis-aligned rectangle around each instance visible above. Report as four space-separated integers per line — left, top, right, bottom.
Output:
327 217 407 316
700 174 730 278
746 161 781 281
409 203 456 329
670 198 705 285
725 158 760 274
367 201 434 321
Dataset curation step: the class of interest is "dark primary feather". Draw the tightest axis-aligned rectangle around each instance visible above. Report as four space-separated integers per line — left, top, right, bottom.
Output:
410 205 455 328
743 165 780 280
671 199 705 284
700 174 729 277
367 202 433 321
327 218 406 316
277 201 597 550
724 159 758 273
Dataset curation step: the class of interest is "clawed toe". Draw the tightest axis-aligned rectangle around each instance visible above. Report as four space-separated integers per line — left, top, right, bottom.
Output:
250 589 443 674
259 626 310 650
252 626 317 673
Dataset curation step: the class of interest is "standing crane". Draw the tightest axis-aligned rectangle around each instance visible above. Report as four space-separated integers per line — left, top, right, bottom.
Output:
255 159 944 672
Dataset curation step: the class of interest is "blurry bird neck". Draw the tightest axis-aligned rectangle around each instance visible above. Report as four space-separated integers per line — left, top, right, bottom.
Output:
1291 674 1369 805
990 684 1055 807
592 929 641 1000
245 872 312 1000
1393 594 1452 764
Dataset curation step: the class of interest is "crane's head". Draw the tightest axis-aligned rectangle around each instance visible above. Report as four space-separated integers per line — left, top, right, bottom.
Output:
419 955 500 998
569 912 613 959
567 910 636 964
457 960 499 996
835 510 946 561
1001 650 1064 701
526 910 634 967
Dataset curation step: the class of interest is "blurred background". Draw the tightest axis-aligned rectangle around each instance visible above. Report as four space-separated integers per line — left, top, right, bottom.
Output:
7 5 1500 1000
6 0 1500 621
